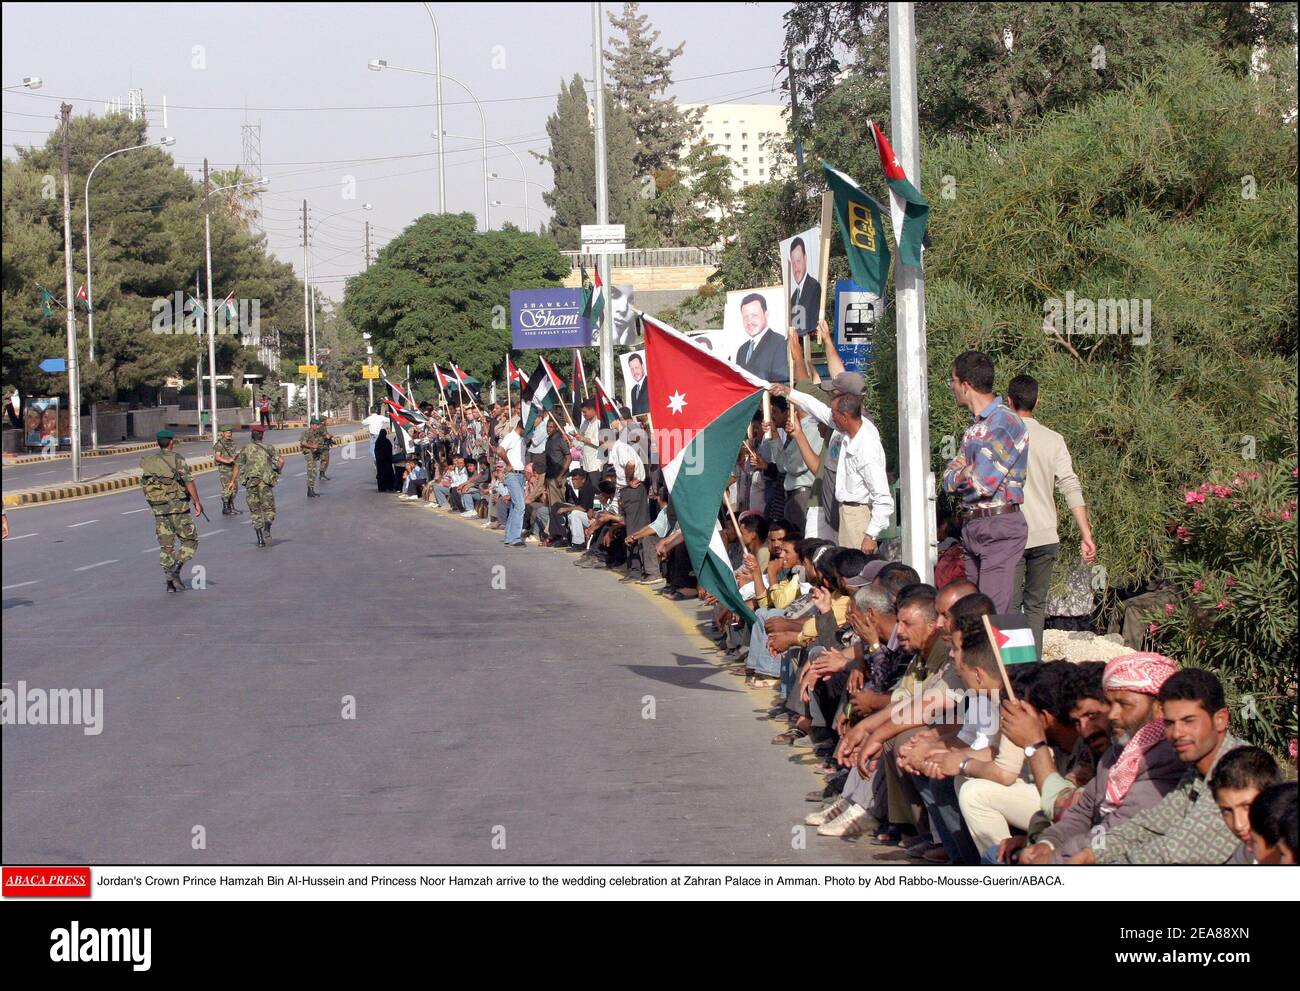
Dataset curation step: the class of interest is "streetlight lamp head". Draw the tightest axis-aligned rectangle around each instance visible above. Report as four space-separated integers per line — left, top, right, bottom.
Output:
256 177 271 186
158 136 176 147
363 202 374 210
489 172 501 179
23 77 43 89
368 59 387 71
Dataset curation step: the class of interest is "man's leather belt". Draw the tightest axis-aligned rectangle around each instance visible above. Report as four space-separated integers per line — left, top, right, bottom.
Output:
959 503 1020 520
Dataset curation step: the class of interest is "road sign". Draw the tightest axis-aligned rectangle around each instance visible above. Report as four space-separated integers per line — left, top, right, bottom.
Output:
38 358 67 373
581 223 625 254
361 365 380 380
298 364 318 377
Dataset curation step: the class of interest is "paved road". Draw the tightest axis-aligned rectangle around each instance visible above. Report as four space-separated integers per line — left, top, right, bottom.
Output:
3 449 879 865
2 425 358 495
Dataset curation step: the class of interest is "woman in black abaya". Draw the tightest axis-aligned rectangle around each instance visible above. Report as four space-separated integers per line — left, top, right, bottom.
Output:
375 429 397 492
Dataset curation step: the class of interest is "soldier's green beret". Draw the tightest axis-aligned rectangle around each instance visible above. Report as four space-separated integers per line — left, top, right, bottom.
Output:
310 417 322 424
156 430 175 441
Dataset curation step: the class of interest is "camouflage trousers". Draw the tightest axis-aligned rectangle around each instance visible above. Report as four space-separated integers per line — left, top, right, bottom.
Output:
245 480 276 529
321 443 330 471
153 511 198 571
304 453 322 488
218 466 236 500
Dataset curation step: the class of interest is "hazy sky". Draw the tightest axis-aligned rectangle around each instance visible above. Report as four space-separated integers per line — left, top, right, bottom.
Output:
3 2 790 297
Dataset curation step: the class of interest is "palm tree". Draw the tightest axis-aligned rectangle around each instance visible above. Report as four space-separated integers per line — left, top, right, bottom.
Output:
209 166 260 230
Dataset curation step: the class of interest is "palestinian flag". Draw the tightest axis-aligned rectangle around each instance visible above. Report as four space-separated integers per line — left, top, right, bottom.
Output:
570 349 587 402
822 162 890 296
186 294 205 330
76 284 91 311
520 357 563 432
868 120 929 268
432 366 451 405
986 613 1038 666
382 369 412 407
579 265 605 334
592 377 620 428
220 290 238 321
506 354 528 389
643 313 765 624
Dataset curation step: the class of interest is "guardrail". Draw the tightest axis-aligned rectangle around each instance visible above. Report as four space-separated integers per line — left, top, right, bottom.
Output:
562 247 720 270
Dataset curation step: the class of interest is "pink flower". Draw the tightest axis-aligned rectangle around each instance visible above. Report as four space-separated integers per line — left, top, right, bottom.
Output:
1290 739 1298 760
1292 468 1298 478
1225 575 1237 587
1148 623 1159 635
1164 602 1176 615
1185 491 1206 504
1284 510 1292 521
1176 525 1191 542
1213 485 1232 498
1192 580 1203 593
1199 483 1213 492
1216 599 1229 610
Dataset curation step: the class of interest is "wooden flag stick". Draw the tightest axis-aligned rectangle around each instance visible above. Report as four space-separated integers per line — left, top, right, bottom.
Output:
785 256 796 386
981 614 1017 702
816 191 834 325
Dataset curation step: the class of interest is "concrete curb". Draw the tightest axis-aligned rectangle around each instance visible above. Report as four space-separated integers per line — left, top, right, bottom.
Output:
3 431 369 509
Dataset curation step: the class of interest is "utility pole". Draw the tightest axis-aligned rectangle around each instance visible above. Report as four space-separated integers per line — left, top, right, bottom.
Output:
889 2 935 582
592 1 613 389
302 199 311 420
202 158 220 444
195 272 203 429
364 221 371 270
59 102 82 483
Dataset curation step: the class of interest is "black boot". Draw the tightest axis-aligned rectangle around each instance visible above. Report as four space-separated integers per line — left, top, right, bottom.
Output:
255 527 266 547
231 500 243 514
221 498 232 515
307 487 319 498
166 564 186 591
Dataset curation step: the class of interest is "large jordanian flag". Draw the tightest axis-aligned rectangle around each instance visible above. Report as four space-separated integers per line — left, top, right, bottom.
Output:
643 314 765 624
868 119 929 268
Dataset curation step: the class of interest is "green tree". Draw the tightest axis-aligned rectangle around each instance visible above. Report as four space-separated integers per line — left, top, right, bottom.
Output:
537 74 649 250
340 213 570 390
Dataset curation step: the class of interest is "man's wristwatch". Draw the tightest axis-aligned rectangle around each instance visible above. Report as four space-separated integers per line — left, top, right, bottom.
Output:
1023 740 1048 758
958 757 972 775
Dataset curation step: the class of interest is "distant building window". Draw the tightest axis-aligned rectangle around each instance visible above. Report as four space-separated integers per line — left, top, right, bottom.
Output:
744 169 750 176
742 132 748 139
725 133 731 139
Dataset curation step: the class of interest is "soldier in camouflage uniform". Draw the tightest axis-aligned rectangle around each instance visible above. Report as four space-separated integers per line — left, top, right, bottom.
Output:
300 416 327 497
139 430 203 591
319 422 334 479
213 426 242 516
231 423 285 546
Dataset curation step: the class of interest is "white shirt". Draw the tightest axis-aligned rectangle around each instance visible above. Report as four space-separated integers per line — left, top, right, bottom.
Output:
578 417 602 474
363 413 389 437
836 419 894 539
500 430 526 471
957 692 1001 751
447 467 468 486
605 440 645 488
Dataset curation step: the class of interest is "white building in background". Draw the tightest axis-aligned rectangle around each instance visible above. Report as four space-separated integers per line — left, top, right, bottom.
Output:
680 102 792 193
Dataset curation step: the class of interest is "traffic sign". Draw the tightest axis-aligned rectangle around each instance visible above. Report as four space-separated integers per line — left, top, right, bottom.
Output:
361 365 380 380
298 364 317 375
38 358 67 373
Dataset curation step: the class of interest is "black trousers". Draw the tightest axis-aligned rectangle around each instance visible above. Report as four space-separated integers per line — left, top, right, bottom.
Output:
617 483 656 577
664 542 695 589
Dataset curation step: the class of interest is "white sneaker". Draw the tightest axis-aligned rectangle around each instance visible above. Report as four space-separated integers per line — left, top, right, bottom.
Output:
816 803 871 838
805 797 851 827
461 510 476 517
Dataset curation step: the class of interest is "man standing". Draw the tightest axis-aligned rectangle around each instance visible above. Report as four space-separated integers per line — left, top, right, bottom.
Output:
569 398 604 476
258 395 271 429
362 404 388 462
318 422 334 479
213 426 242 516
232 424 285 547
733 293 789 383
300 416 327 498
1007 374 1096 655
787 236 821 337
526 413 548 474
602 421 652 582
495 416 528 548
942 351 1029 612
139 430 203 592
627 352 649 415
543 416 570 507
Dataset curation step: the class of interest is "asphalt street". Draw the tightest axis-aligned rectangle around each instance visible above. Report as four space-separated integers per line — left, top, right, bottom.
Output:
2 426 349 495
2 448 880 866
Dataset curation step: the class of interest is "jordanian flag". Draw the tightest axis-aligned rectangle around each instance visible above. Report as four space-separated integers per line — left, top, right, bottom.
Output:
643 314 764 624
987 613 1038 666
592 377 620 428
77 284 91 311
506 354 528 389
520 356 563 431
822 162 890 296
579 265 604 333
868 120 929 268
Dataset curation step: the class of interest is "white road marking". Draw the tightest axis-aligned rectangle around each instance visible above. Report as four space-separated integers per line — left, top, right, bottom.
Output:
122 508 151 515
34 470 57 477
198 529 226 537
67 520 98 528
6 532 38 540
2 580 41 590
294 471 307 477
74 559 118 573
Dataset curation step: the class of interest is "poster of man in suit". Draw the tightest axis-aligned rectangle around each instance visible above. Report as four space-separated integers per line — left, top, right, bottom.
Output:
781 227 822 338
619 349 649 416
721 287 790 384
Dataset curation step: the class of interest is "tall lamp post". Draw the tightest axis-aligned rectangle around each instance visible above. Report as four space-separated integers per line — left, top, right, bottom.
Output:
487 171 535 231
371 59 489 229
204 165 269 444
85 135 175 449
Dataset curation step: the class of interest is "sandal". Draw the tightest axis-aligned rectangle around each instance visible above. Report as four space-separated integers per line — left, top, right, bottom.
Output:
771 726 809 746
870 825 903 846
662 590 686 601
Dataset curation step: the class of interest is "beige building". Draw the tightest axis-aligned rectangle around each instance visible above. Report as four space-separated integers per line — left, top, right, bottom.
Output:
680 102 791 192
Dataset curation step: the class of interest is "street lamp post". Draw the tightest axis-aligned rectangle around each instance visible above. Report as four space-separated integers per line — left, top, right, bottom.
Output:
373 58 489 229
307 203 373 418
84 136 175 449
488 170 534 230
203 164 269 444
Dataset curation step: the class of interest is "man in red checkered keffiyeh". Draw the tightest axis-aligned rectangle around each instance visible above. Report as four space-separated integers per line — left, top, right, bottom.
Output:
1100 652 1179 814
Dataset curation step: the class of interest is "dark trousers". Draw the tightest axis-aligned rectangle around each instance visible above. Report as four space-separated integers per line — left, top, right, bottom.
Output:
618 483 655 577
961 510 1029 613
912 774 980 865
664 542 695 589
1015 541 1059 656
